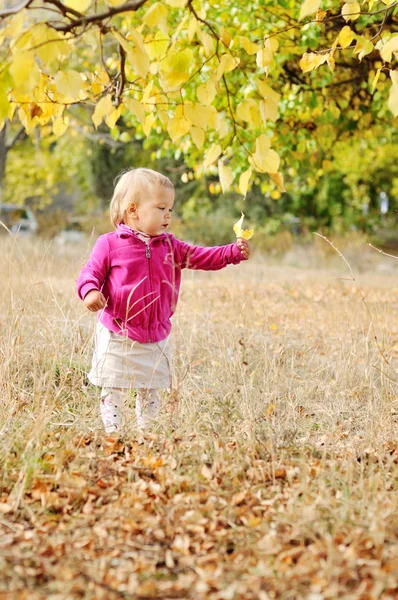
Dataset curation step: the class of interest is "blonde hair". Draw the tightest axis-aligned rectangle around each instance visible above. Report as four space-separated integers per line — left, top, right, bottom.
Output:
110 167 174 228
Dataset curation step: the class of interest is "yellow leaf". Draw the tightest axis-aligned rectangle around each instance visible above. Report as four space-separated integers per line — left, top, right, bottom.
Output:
123 97 145 123
92 94 113 128
255 133 271 157
165 0 186 6
233 213 254 240
299 0 321 21
145 31 169 61
259 98 279 123
218 160 233 193
342 2 360 22
387 84 398 117
372 66 383 93
256 80 281 103
65 0 91 10
31 24 70 65
240 36 260 55
190 125 205 149
236 98 262 128
197 29 215 57
113 30 149 79
196 80 216 106
143 113 156 137
270 172 286 192
338 26 355 49
143 2 169 31
167 115 190 141
390 69 398 85
203 143 222 170
105 107 121 129
380 35 398 62
159 48 193 91
299 52 328 73
250 136 280 174
2 11 25 39
256 46 273 69
54 70 83 100
184 103 212 128
354 37 373 61
216 54 239 79
53 116 69 137
238 167 252 197
220 26 232 48
9 52 40 94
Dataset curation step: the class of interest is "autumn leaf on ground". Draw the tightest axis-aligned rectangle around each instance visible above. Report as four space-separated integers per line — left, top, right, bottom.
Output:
233 213 254 240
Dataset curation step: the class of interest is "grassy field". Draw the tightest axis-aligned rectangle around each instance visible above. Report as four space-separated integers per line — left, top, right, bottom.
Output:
0 236 397 600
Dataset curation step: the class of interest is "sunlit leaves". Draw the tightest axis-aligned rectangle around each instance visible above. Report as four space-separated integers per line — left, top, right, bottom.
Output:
218 160 233 193
299 0 321 21
342 2 361 22
338 26 356 49
233 213 254 239
196 80 216 106
158 48 193 91
202 144 222 170
238 168 252 198
92 94 113 128
299 52 328 73
54 70 83 100
379 35 398 62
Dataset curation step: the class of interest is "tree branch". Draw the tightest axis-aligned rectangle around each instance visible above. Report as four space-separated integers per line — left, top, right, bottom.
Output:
51 0 149 32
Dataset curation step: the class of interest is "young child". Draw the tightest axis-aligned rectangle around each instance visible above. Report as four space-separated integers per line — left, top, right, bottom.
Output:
77 168 250 434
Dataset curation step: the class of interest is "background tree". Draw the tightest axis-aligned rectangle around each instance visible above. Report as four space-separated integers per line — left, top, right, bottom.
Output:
1 0 398 230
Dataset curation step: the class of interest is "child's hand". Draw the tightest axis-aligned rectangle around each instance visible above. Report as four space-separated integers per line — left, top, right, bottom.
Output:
84 290 107 312
237 238 251 259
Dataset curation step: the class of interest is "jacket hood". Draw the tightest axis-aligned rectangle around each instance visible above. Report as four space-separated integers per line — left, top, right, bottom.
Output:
116 223 169 242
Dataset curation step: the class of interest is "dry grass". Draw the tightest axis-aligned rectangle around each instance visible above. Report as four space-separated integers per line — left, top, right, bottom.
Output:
0 236 397 600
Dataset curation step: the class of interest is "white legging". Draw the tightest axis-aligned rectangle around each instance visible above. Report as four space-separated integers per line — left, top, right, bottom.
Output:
100 387 160 433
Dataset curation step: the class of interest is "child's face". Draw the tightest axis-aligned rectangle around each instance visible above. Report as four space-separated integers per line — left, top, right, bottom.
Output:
125 185 175 236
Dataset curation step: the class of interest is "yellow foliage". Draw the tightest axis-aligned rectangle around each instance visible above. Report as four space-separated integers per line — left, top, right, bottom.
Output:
236 98 262 128
167 115 190 141
92 94 113 128
238 168 252 197
299 52 328 73
203 144 222 170
339 26 355 49
299 0 321 21
54 70 83 101
190 126 205 149
218 160 233 193
9 52 40 94
342 2 361 22
216 54 239 79
184 103 213 129
380 35 398 62
159 48 193 91
233 213 254 240
387 84 398 117
240 36 260 55
196 80 216 106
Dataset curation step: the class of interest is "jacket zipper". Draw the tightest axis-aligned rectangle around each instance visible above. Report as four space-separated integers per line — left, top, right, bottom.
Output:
146 242 152 342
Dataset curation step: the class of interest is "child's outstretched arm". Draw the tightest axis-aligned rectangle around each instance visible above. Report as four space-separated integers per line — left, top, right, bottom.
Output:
77 235 110 311
174 237 250 271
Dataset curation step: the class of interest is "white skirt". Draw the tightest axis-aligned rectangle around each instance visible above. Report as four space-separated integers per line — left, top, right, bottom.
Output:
88 322 171 389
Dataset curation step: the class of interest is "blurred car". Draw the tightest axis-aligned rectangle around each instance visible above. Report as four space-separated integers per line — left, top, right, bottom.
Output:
0 204 38 236
54 220 86 245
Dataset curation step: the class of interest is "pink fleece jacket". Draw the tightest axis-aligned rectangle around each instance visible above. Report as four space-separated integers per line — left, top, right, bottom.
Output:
77 224 247 343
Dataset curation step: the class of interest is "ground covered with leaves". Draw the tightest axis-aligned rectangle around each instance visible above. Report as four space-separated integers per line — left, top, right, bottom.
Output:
1 239 398 599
